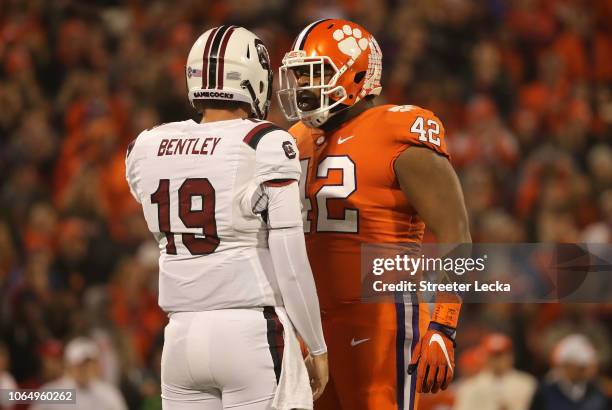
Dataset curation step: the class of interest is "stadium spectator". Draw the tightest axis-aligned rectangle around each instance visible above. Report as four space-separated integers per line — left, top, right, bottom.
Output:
455 333 536 410
31 337 127 410
37 340 63 385
529 334 610 410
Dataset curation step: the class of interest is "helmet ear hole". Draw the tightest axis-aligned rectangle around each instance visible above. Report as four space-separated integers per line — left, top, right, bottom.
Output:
354 71 366 83
260 81 264 93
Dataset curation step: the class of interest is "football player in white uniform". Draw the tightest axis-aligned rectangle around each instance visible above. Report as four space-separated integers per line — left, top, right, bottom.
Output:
125 26 328 410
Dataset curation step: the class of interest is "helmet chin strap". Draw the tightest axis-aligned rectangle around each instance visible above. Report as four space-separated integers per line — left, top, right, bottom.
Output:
240 80 263 119
301 99 350 129
303 112 330 128
300 83 349 128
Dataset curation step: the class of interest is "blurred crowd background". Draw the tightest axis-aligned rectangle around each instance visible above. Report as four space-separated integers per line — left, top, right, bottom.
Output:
0 0 610 409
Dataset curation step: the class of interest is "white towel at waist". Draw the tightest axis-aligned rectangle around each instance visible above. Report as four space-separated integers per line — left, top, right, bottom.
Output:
272 307 313 410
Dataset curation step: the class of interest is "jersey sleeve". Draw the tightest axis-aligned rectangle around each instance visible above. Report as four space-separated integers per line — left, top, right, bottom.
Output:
125 135 142 203
389 105 450 160
250 124 301 184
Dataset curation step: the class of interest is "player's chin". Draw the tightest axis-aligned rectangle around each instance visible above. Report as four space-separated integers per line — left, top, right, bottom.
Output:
296 90 320 111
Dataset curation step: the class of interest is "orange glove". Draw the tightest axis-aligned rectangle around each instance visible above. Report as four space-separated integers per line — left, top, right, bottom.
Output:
407 322 456 394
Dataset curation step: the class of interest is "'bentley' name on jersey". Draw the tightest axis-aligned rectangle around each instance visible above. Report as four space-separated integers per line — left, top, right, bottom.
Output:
158 137 221 156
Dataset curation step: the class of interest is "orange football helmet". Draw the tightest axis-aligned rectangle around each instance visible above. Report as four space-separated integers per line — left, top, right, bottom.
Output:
278 19 382 128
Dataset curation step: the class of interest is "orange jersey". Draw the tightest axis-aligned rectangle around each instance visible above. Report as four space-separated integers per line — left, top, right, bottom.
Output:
290 104 449 309
291 104 450 410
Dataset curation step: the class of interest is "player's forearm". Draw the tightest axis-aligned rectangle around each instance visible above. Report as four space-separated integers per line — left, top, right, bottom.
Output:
268 227 327 355
431 239 470 329
264 182 327 355
431 229 469 317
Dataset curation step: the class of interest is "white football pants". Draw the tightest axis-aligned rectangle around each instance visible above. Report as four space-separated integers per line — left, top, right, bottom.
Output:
161 308 284 409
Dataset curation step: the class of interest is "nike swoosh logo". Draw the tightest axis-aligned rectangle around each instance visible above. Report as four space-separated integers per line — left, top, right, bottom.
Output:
350 338 370 347
429 333 453 373
337 135 354 144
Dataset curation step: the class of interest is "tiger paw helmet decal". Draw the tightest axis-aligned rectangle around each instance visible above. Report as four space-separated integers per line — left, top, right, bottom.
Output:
333 25 369 60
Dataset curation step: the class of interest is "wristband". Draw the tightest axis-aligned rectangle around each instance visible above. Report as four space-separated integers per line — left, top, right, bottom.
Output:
429 321 457 346
431 302 461 329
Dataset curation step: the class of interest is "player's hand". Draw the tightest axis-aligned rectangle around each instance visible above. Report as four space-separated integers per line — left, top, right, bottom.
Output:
407 322 456 394
305 352 328 400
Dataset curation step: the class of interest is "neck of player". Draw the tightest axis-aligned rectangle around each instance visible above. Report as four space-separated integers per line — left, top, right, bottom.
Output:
320 98 375 133
200 106 251 123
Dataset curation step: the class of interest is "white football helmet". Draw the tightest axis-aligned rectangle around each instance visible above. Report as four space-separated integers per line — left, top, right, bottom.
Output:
186 26 273 119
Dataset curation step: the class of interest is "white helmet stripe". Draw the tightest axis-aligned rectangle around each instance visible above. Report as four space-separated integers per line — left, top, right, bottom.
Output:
292 19 329 51
216 26 237 89
201 26 219 89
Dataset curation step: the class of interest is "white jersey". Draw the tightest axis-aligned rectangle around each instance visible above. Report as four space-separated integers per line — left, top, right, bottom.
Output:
125 118 301 312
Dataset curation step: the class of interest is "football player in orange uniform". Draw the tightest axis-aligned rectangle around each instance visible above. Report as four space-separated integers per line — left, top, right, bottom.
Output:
277 19 471 410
